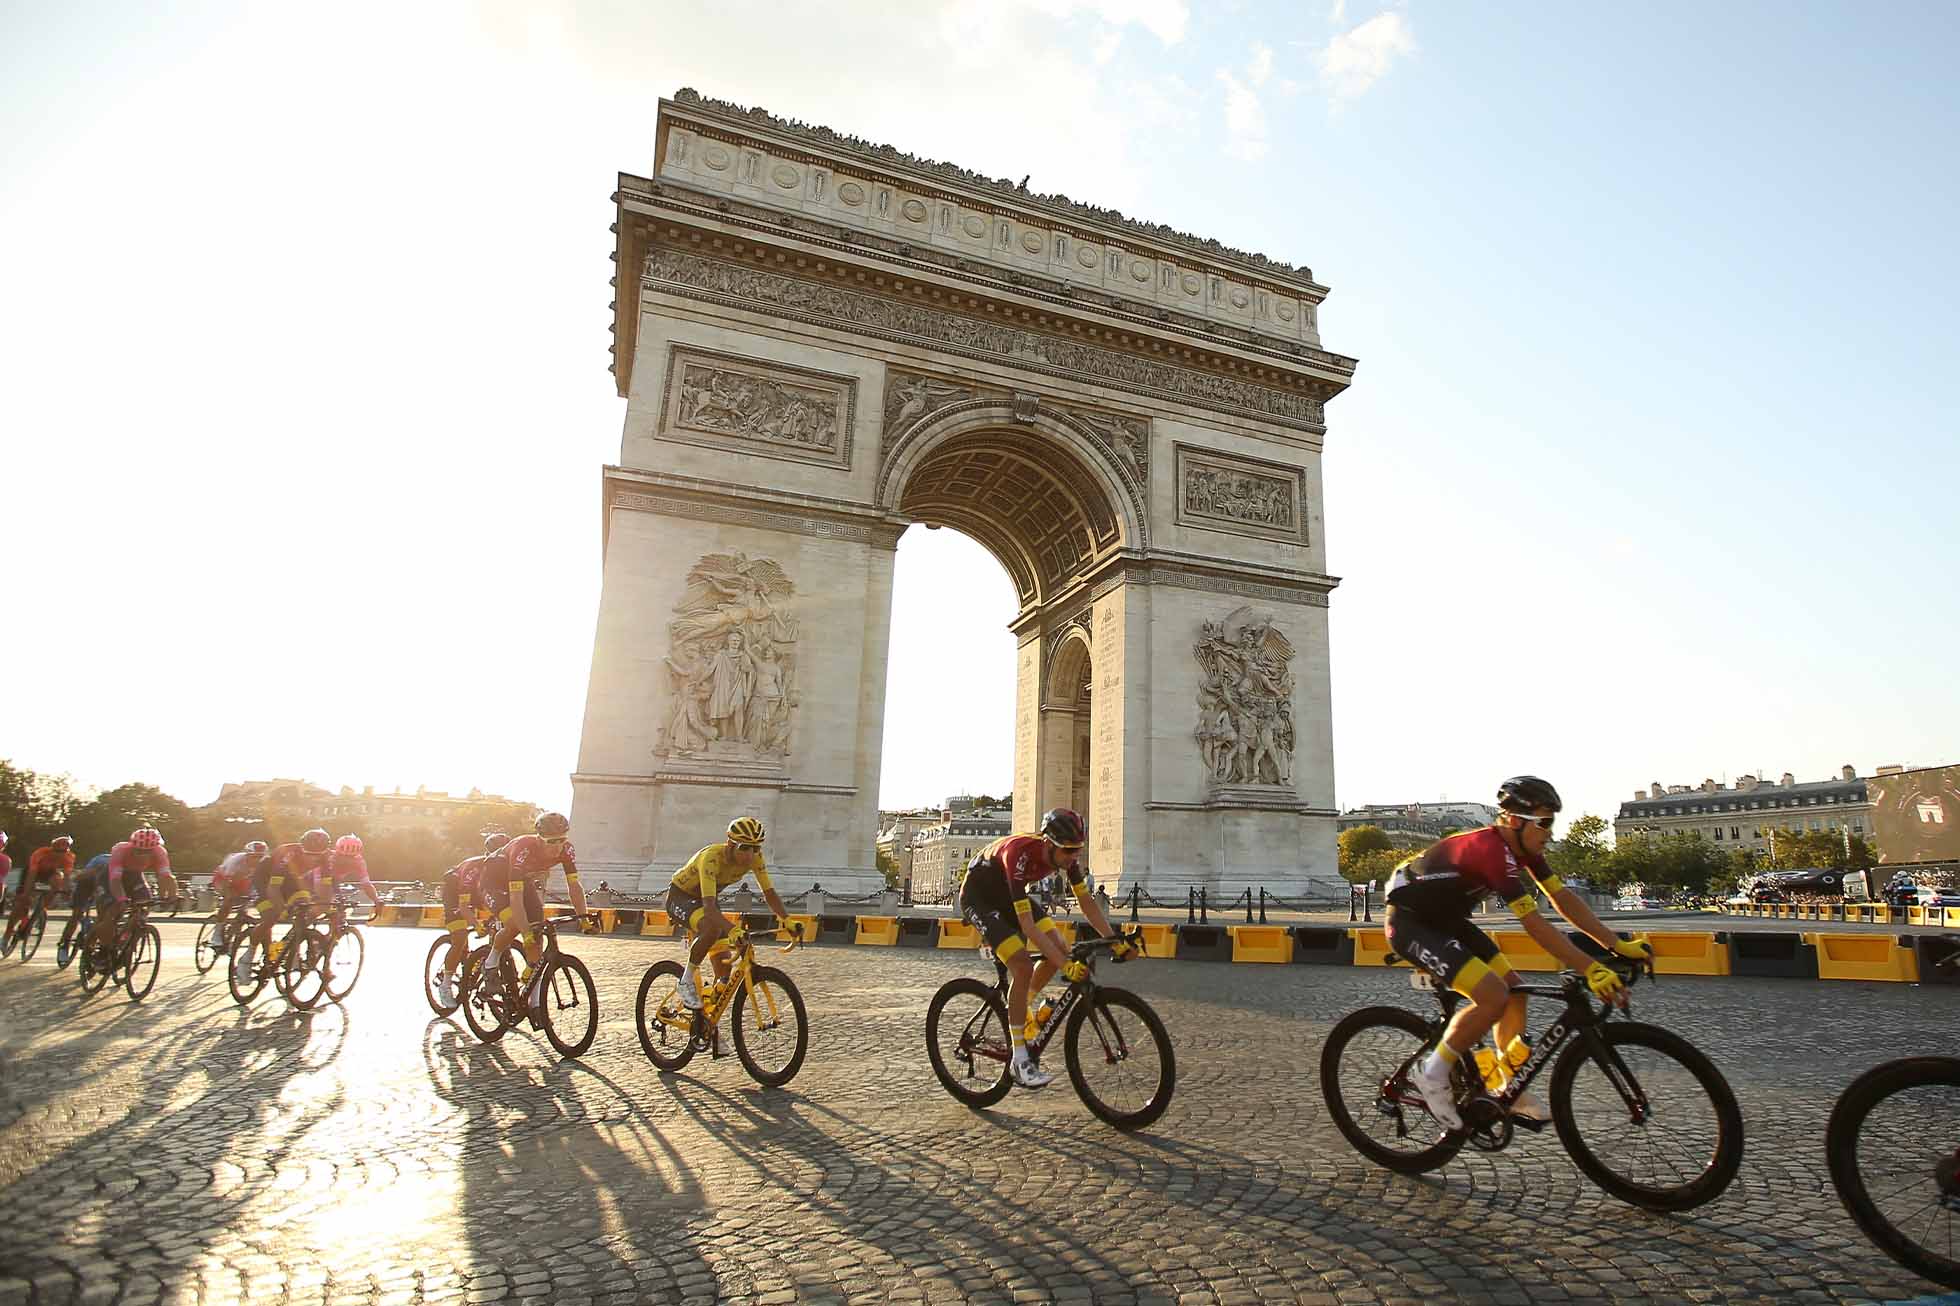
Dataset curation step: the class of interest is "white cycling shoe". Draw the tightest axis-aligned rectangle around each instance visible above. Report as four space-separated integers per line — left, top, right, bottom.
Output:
433 969 457 1008
676 968 702 1010
1409 1053 1463 1131
1010 1054 1054 1089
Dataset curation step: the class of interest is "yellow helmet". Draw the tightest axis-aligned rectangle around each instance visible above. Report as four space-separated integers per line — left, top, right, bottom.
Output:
727 816 766 848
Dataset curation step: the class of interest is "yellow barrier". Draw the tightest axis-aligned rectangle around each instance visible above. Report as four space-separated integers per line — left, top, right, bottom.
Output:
419 905 446 927
1806 932 1920 983
1909 906 1930 926
1947 907 1960 929
855 916 900 946
1488 931 1558 972
1228 925 1293 964
1134 922 1177 959
598 909 617 933
1350 928 1393 966
1636 931 1729 976
1871 904 1893 924
641 910 673 936
372 905 399 926
938 918 980 949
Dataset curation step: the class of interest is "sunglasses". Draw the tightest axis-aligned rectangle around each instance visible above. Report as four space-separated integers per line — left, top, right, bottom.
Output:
1511 815 1556 830
542 835 567 845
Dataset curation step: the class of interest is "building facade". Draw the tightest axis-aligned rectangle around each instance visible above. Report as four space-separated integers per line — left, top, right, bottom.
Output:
1614 766 1873 851
1337 801 1498 848
906 808 1014 903
204 780 534 839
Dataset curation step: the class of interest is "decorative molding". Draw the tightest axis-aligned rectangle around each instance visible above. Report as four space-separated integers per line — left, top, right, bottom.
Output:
1041 611 1093 706
1174 443 1307 545
658 345 855 469
611 487 905 549
646 249 1326 433
1145 799 1338 816
1145 567 1331 607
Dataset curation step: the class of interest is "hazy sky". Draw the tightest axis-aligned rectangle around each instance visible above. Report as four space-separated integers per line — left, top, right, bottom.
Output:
5 2 1956 836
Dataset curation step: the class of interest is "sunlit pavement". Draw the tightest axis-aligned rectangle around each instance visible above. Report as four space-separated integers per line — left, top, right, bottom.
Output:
2 926 1955 1305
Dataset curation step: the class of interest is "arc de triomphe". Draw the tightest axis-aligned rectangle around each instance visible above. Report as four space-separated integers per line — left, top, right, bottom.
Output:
572 91 1356 897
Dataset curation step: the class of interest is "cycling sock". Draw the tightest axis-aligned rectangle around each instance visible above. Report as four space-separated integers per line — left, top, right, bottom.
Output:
1424 1042 1461 1079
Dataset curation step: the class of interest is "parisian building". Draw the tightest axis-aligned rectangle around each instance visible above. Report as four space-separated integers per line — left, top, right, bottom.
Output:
1613 766 1874 851
906 804 1014 902
1337 801 1499 848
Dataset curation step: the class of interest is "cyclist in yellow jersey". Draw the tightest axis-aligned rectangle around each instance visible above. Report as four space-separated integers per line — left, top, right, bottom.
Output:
665 817 797 1010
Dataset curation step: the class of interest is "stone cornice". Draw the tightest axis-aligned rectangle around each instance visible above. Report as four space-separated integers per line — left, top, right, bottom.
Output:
665 89 1322 290
1007 551 1339 635
601 466 907 556
642 247 1332 436
611 181 1358 399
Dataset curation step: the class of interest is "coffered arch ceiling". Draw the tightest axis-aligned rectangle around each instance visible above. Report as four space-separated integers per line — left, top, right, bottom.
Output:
895 428 1124 610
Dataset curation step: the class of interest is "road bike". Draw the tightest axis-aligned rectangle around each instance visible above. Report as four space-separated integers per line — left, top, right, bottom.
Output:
77 896 168 1002
56 899 96 971
926 930 1175 1131
458 913 601 1057
636 923 808 1087
1320 951 1743 1211
194 906 254 975
228 900 331 1009
304 891 370 1005
1 882 56 963
1825 944 1960 1289
424 907 495 1016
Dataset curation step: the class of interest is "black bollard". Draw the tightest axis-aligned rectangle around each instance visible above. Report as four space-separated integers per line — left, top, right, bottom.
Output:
1244 888 1254 924
1200 886 1209 924
1187 885 1196 924
1348 884 1358 923
1363 883 1373 923
1259 886 1268 924
1129 883 1141 924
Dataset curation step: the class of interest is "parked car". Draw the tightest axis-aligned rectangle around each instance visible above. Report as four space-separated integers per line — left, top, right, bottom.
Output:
1914 886 1960 909
1613 896 1666 911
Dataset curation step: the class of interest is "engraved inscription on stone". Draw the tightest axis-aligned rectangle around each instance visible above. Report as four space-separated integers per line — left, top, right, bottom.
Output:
1174 444 1306 543
660 347 855 469
658 552 799 762
1194 606 1295 788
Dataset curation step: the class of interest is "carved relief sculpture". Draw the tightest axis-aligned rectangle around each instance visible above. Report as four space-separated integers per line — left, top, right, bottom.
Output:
659 347 855 469
1193 606 1296 787
659 552 799 761
882 371 975 444
1174 444 1308 544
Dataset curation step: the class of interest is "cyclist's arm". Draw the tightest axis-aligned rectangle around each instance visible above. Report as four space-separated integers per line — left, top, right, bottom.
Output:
761 883 790 924
1504 880 1601 973
561 856 588 917
1073 873 1118 938
1546 884 1626 955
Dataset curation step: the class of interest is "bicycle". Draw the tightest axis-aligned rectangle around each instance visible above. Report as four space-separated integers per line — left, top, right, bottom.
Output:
77 896 168 1001
1320 951 1743 1211
636 923 809 1087
1825 944 1960 1289
925 931 1175 1131
1 883 57 962
424 907 495 1017
227 901 328 1008
458 912 601 1057
194 906 255 976
304 891 370 1005
56 900 96 971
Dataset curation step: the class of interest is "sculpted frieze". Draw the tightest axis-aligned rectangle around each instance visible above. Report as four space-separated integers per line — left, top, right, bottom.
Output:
660 347 855 469
882 371 986 448
659 552 800 761
1174 444 1307 544
1194 607 1296 789
1060 405 1149 486
647 249 1325 432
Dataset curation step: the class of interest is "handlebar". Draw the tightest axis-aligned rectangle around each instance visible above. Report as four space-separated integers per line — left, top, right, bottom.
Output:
1066 927 1146 963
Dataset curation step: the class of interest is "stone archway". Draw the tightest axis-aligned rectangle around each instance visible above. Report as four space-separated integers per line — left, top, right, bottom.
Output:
569 91 1357 897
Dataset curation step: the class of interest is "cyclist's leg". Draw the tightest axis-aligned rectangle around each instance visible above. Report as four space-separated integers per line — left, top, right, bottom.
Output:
515 881 545 970
1025 913 1066 998
440 873 469 974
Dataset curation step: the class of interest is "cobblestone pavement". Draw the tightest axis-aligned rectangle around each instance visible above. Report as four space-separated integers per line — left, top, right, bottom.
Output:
3 925 1956 1305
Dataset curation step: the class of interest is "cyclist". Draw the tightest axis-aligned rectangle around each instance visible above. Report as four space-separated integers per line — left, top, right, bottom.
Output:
0 831 13 915
957 807 1136 1090
8 835 74 943
235 829 333 983
314 834 383 912
210 841 271 943
481 813 591 1012
93 828 178 952
433 832 508 1008
1386 775 1653 1130
63 852 111 948
666 817 798 1011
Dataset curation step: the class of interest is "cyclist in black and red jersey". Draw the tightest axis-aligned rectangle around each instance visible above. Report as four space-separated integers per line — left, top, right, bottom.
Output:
957 807 1137 1089
1387 775 1653 1129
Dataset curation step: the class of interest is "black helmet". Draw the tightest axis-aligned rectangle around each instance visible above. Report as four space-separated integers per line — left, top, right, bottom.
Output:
535 811 570 838
299 828 332 854
1040 807 1086 850
1496 776 1563 816
484 832 511 854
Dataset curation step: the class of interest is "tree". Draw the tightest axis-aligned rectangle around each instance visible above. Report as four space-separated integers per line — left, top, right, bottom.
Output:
1345 847 1408 887
1606 830 1726 896
1338 825 1393 876
65 782 234 873
441 800 540 865
1545 814 1609 885
0 759 78 851
876 847 902 891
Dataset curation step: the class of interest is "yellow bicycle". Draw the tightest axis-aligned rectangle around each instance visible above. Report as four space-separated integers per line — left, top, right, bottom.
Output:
635 924 808 1086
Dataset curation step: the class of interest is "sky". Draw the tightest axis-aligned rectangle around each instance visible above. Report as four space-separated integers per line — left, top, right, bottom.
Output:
4 1 1956 836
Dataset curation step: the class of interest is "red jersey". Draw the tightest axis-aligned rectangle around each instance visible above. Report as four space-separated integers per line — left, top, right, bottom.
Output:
317 851 372 890
504 834 576 882
1385 826 1560 919
980 834 1086 899
105 841 171 885
28 847 75 882
449 853 499 891
268 843 329 881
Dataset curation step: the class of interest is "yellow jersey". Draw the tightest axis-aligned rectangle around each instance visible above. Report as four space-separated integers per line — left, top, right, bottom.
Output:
671 843 775 899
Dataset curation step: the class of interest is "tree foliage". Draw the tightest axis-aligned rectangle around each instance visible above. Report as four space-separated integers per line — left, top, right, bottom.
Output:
1337 825 1393 873
1545 814 1609 885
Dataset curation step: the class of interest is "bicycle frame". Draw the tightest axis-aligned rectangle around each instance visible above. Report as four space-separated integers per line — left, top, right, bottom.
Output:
977 933 1133 1063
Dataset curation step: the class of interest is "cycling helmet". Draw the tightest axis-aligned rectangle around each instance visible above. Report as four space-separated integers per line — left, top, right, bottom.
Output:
1496 775 1563 816
52 835 74 849
130 827 164 851
243 840 269 856
727 816 765 848
1040 807 1086 850
0 832 8 849
484 832 511 854
299 828 332 854
334 835 363 856
535 812 570 838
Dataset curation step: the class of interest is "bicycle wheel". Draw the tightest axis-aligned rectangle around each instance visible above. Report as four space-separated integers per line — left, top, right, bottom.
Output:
462 946 517 1043
325 926 364 1003
19 911 47 963
0 921 16 959
1550 1020 1744 1212
539 954 599 1058
1826 1056 1960 1289
228 940 269 1005
424 935 462 1016
283 929 331 1011
79 937 112 995
635 959 699 1071
925 977 1013 1109
1319 1005 1467 1174
194 915 225 974
732 965 808 1087
124 925 162 1001
1063 986 1176 1131
56 917 82 970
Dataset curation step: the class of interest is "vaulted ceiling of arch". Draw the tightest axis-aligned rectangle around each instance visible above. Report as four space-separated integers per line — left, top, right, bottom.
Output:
897 430 1122 608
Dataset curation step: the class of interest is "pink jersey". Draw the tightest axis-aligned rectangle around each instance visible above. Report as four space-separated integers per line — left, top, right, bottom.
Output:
106 841 171 891
316 851 372 892
504 834 576 882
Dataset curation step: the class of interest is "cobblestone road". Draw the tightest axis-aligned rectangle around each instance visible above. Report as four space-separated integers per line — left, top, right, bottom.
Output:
2 925 1955 1305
